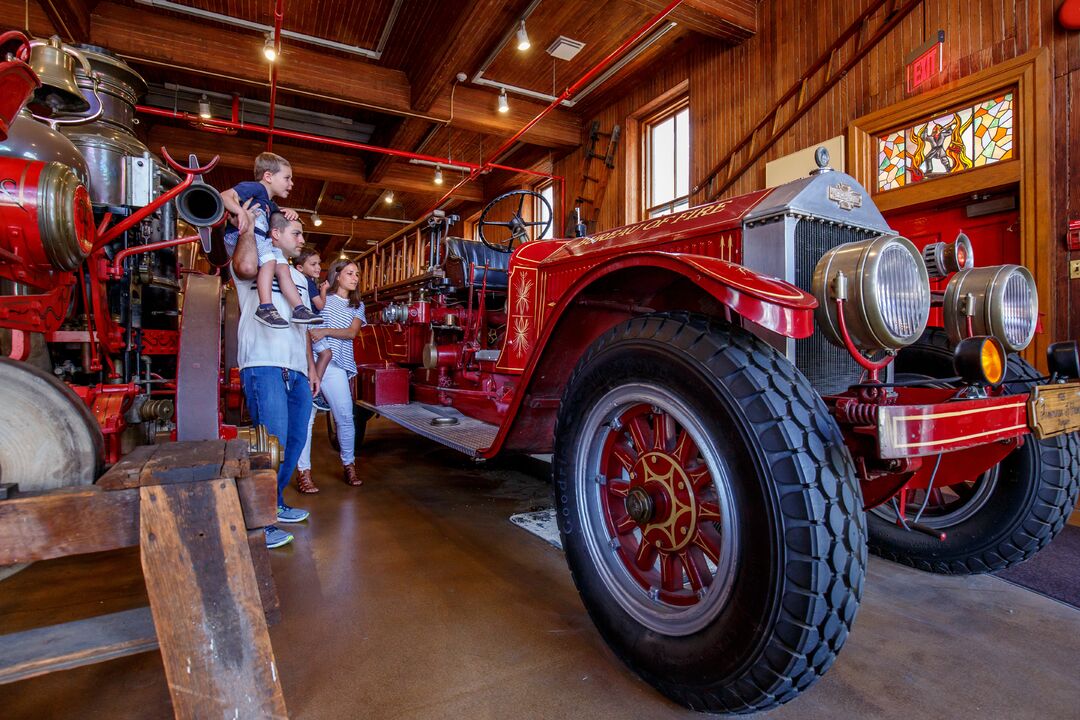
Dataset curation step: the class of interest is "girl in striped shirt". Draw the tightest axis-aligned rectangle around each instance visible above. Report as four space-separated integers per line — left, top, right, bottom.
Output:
298 260 367 489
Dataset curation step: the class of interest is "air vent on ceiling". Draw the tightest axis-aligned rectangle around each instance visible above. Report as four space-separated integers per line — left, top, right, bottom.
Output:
546 36 585 61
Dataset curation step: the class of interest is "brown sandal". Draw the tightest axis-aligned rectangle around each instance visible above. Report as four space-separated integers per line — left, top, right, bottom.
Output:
343 463 362 486
296 468 319 494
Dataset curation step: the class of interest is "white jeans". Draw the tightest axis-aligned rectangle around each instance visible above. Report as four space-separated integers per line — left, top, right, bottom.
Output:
297 362 356 469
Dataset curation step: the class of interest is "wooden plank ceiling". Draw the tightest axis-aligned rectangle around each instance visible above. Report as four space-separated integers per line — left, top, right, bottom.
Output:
7 0 757 252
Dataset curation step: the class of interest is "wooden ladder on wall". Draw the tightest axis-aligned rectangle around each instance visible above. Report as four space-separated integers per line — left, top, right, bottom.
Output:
692 0 922 203
567 120 621 237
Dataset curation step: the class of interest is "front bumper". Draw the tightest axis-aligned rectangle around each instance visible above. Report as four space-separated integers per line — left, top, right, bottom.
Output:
877 383 1080 459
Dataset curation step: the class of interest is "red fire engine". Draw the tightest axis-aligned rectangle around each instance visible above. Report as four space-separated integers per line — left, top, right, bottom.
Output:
343 154 1080 711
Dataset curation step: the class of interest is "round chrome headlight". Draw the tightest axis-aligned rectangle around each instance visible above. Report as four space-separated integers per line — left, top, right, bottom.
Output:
813 235 931 353
942 265 1038 353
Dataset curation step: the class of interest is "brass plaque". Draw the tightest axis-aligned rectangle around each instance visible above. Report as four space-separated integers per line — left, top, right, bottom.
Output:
1027 383 1080 440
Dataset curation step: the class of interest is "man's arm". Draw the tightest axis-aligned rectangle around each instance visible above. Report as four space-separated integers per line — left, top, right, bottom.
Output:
230 197 258 280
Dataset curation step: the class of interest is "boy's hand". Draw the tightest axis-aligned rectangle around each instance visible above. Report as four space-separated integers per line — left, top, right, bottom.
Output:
234 197 255 234
281 207 299 221
319 280 330 295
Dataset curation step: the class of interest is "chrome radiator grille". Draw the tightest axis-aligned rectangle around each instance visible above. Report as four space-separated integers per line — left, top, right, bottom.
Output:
793 219 878 396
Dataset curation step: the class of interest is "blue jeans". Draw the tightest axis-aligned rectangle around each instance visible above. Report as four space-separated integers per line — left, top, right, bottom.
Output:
241 366 312 506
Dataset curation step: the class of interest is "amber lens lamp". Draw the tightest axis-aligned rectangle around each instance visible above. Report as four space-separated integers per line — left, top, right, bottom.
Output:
953 336 1007 387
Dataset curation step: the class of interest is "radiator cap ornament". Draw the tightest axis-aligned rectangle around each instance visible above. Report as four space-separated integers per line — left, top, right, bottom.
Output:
811 146 834 174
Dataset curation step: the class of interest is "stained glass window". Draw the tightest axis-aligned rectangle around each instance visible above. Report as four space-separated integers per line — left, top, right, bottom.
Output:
875 91 1014 192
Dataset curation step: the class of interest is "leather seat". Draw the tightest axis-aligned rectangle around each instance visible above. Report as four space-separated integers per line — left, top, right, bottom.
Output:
443 237 510 290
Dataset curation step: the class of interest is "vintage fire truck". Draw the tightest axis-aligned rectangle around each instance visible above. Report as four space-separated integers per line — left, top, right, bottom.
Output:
346 156 1080 710
0 32 237 497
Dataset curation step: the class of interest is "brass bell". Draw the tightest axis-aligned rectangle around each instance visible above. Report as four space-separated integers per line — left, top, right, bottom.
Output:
26 36 89 115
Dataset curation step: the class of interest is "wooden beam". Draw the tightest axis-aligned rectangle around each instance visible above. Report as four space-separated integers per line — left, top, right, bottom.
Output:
0 486 138 565
409 0 530 113
622 0 757 42
146 124 366 186
90 1 579 148
379 161 485 202
0 607 158 686
144 124 484 202
36 0 91 42
368 118 434 184
305 215 412 240
428 85 581 149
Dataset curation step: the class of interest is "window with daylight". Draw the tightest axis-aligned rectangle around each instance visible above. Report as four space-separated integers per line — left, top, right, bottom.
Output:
643 99 690 218
535 182 554 240
877 91 1014 192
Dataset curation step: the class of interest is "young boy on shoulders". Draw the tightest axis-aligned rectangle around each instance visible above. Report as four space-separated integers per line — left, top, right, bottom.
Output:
221 152 322 329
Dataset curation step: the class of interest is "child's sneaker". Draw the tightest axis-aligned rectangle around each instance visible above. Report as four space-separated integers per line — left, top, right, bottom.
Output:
312 393 331 412
255 304 289 328
291 305 323 324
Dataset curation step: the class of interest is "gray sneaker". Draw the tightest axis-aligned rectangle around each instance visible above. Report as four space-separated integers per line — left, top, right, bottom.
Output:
277 504 309 523
265 525 294 548
291 305 323 324
255 304 289 328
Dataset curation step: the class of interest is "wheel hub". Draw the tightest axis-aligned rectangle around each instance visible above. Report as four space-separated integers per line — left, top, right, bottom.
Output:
624 487 654 524
633 451 697 552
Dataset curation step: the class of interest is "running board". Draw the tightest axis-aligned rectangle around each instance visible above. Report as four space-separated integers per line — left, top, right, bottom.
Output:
358 400 498 457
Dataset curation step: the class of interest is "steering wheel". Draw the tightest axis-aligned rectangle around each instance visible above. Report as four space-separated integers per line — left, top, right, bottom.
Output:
477 189 553 253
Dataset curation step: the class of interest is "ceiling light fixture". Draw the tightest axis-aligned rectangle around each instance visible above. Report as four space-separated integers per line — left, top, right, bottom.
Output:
311 212 323 227
498 88 509 114
516 19 531 51
385 191 394 204
197 94 212 119
434 165 443 185
263 33 278 62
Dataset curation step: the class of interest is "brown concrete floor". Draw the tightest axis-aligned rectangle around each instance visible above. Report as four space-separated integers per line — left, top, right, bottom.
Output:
2 416 1080 719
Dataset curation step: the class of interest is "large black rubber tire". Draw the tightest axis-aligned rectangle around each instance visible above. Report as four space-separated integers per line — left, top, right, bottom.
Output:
553 313 866 714
870 328 1080 574
326 403 373 455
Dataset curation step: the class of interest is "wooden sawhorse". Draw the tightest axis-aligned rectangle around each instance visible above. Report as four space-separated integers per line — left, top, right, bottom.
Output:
0 439 288 719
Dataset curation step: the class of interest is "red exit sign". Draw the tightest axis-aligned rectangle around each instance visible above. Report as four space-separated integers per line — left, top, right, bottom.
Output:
906 30 945 93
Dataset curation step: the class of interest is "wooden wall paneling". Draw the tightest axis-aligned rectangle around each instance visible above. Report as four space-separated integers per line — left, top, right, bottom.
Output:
0 0 57 36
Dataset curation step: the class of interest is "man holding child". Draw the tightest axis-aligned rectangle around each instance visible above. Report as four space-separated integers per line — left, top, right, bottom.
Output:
225 153 317 549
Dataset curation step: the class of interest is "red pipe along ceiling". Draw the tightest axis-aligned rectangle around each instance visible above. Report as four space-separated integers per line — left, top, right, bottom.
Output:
428 0 685 216
135 104 560 182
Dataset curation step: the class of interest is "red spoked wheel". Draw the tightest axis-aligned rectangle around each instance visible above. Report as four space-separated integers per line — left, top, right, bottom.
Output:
555 313 865 713
595 400 737 617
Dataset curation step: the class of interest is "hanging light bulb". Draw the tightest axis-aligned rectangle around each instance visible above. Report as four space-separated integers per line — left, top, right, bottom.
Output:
339 253 346 260
516 19 531 51
385 191 394 204
311 212 323 227
498 88 510 114
434 165 444 185
263 33 278 62
197 94 212 120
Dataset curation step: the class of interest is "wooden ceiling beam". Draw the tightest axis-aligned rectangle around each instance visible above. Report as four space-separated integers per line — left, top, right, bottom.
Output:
622 0 756 42
378 162 485 202
409 0 530 113
36 0 91 42
144 124 485 202
90 2 580 148
300 215 407 240
146 124 366 186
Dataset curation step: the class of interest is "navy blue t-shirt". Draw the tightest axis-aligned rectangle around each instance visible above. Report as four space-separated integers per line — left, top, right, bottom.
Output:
225 181 280 235
305 277 320 314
